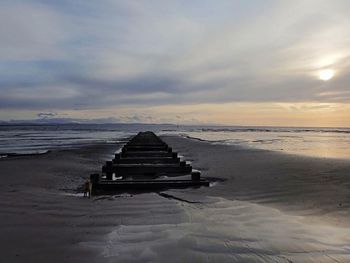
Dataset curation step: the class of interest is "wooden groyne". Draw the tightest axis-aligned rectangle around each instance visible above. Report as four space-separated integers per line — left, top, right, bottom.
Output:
90 131 209 193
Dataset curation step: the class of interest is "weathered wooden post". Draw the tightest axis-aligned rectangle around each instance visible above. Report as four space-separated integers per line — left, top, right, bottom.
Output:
191 171 201 181
105 161 113 180
90 173 100 195
113 153 121 163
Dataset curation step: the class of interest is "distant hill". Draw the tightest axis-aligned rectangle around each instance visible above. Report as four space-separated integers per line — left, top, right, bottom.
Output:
0 117 122 125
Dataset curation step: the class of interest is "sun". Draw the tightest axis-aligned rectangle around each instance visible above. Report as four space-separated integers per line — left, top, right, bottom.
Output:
319 69 335 81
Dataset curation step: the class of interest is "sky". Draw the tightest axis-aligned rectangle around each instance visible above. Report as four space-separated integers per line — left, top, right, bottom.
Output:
1 0 350 127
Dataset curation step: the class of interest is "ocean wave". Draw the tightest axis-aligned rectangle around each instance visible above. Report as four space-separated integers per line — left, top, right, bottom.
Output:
0 150 50 158
183 135 229 144
1 124 349 160
199 127 350 134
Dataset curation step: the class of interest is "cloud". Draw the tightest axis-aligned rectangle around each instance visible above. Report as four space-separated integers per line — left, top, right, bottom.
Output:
1 0 350 122
37 112 57 118
0 1 69 60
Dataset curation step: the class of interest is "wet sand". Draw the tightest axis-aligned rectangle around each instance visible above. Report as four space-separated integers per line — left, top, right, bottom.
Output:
163 135 350 226
0 135 350 262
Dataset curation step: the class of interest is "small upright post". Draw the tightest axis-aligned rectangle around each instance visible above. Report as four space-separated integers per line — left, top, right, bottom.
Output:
106 161 113 180
90 173 100 196
191 171 201 181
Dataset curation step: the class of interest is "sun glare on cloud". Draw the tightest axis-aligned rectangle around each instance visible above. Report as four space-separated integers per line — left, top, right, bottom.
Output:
319 69 335 81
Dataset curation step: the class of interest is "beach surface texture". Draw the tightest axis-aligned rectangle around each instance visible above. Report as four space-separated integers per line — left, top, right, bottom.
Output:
1 135 350 262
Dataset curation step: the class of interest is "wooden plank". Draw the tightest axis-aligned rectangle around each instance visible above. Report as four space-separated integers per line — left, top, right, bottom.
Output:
94 179 209 191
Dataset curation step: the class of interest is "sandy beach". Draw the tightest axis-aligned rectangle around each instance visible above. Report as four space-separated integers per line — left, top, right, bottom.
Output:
1 135 350 262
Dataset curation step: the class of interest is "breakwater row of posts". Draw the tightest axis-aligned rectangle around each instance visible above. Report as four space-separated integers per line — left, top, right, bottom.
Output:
90 131 209 193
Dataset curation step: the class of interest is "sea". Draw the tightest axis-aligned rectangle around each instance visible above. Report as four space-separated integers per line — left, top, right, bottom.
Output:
0 124 350 160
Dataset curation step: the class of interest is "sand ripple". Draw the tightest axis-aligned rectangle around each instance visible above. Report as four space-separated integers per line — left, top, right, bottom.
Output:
81 193 350 263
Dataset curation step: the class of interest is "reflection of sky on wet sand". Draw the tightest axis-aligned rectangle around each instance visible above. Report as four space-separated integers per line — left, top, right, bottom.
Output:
83 194 350 262
178 130 350 159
